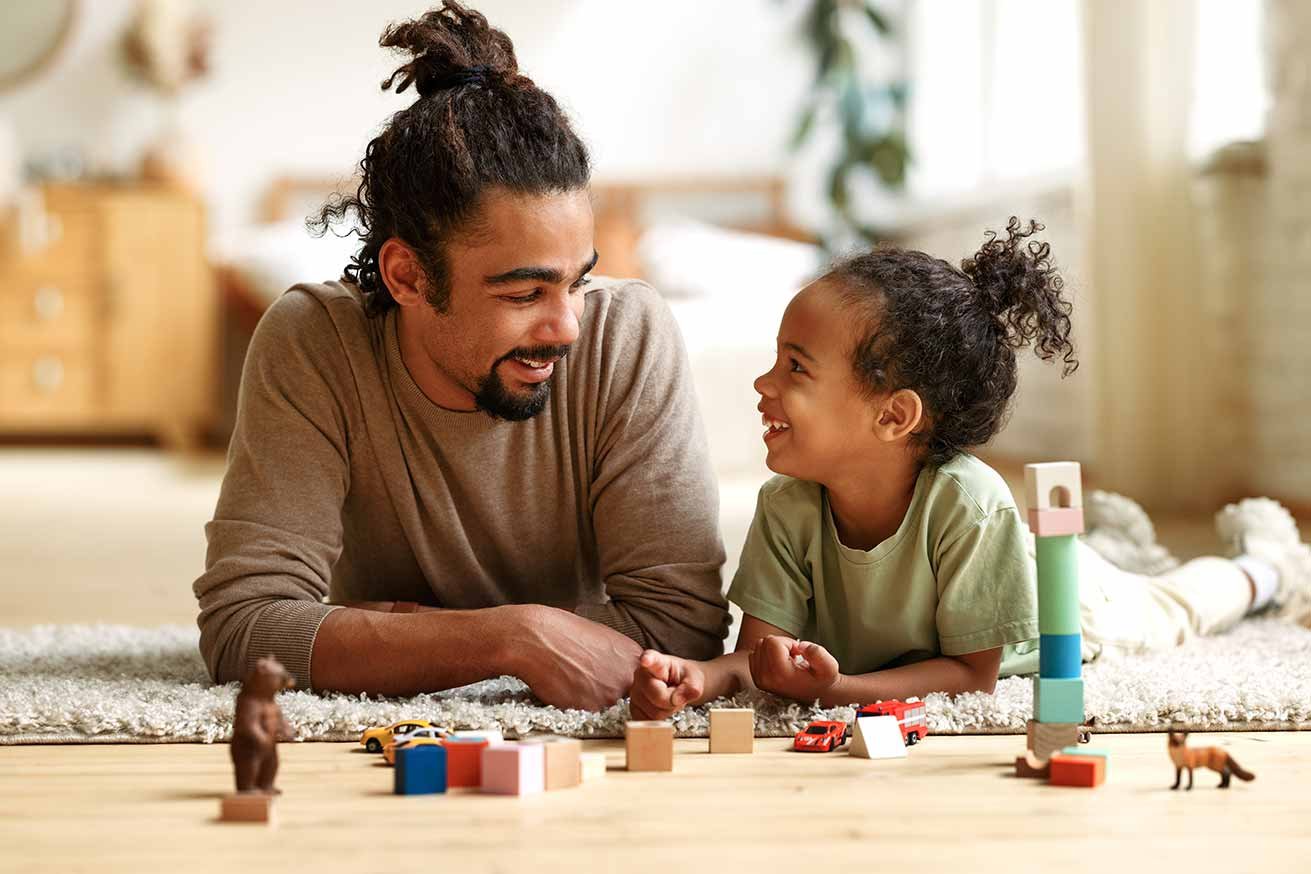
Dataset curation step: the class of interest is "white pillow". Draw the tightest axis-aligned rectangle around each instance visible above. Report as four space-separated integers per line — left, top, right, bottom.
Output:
636 218 823 300
214 219 361 307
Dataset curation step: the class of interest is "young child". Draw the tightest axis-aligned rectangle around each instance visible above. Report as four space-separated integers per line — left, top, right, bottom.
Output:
629 218 1311 719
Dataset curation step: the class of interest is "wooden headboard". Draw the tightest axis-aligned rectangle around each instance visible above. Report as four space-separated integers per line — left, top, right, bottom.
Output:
258 174 811 281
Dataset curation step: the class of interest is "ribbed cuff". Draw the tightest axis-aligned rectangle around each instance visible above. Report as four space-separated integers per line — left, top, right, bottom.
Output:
246 601 341 691
574 602 649 648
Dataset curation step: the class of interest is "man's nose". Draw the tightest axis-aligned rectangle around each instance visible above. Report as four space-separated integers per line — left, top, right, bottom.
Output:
534 290 581 346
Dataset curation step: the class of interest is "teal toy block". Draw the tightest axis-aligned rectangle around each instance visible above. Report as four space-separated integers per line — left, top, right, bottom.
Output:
1034 677 1084 723
1036 534 1081 636
395 743 447 795
1062 746 1109 759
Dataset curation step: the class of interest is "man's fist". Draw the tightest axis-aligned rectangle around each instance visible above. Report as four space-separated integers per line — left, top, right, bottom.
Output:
748 635 840 702
628 650 706 721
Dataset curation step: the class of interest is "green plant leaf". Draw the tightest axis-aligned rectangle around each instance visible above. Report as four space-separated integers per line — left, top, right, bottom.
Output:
790 100 820 151
863 2 891 35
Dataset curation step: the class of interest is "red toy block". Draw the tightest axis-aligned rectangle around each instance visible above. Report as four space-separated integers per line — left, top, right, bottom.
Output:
1028 507 1086 537
1050 753 1105 787
440 737 491 788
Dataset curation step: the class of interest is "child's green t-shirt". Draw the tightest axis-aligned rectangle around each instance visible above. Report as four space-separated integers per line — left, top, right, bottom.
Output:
726 453 1040 678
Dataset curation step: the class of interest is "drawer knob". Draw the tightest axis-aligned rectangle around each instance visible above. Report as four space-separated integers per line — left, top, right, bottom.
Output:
33 286 65 321
32 356 65 394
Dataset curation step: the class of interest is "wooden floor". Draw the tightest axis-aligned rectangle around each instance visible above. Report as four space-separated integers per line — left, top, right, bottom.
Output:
1 733 1306 872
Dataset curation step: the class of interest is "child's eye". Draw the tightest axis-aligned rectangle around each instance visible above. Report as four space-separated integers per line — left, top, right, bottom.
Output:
789 357 806 374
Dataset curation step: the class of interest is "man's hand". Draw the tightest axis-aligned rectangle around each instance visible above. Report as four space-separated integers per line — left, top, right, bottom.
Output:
507 605 643 711
748 635 841 702
629 650 706 721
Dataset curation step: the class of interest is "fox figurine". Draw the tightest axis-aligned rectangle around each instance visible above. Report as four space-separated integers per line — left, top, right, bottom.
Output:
1167 731 1255 790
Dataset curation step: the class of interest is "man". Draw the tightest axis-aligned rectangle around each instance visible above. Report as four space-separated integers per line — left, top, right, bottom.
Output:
193 2 729 710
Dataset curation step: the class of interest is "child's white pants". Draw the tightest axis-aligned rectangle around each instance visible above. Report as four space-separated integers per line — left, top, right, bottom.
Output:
1076 542 1251 659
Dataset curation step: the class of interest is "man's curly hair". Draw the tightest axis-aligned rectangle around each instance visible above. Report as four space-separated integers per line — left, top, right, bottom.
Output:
830 217 1078 466
309 2 591 316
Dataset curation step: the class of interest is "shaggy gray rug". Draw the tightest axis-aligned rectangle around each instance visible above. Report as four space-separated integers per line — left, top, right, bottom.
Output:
2 619 1309 745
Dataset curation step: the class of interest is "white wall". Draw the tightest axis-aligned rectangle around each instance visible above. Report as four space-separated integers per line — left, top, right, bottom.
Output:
1 0 814 235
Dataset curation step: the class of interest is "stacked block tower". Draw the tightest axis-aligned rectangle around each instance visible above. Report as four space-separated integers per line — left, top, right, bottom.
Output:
1019 462 1103 786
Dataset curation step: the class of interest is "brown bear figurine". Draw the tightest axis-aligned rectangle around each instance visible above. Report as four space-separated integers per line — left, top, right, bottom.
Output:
230 656 296 794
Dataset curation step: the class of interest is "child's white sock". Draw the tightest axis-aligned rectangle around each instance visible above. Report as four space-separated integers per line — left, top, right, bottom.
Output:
1234 555 1279 612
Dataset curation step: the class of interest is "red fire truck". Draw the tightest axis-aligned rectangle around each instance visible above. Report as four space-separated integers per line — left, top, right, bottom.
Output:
854 699 929 745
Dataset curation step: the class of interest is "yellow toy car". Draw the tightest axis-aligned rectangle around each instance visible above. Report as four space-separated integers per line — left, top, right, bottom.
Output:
360 720 438 754
383 727 450 765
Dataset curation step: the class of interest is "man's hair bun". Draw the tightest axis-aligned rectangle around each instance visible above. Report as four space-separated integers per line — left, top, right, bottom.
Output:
379 2 523 98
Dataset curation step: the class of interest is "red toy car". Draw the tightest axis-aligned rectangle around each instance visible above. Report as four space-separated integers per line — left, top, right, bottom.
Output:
793 720 848 752
854 699 929 745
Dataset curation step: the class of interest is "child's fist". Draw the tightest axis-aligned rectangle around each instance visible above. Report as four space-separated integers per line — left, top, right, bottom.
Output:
749 636 840 702
628 650 705 721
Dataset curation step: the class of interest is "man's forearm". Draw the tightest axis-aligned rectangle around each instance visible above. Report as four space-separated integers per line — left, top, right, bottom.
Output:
819 655 995 707
309 604 522 696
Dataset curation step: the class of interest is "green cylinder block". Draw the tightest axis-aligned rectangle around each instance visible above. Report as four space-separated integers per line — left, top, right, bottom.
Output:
1036 534 1081 636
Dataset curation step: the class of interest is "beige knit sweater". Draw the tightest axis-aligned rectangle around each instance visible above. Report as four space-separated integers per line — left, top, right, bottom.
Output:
193 279 730 687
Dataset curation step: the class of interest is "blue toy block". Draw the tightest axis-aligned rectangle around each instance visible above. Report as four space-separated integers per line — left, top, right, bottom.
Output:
1039 633 1082 679
1034 677 1084 723
395 744 447 795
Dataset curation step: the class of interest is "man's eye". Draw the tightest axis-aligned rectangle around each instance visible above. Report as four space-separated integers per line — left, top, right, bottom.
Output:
506 290 541 304
571 274 593 292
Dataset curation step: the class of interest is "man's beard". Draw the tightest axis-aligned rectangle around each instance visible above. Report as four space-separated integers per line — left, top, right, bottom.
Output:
473 345 570 422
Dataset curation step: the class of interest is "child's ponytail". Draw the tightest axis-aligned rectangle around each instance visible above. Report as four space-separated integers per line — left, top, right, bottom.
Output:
961 217 1077 376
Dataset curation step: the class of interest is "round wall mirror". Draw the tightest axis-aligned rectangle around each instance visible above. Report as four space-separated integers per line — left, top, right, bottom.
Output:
0 2 78 93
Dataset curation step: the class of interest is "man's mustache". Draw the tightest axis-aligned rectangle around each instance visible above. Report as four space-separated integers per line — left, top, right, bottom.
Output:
498 345 572 366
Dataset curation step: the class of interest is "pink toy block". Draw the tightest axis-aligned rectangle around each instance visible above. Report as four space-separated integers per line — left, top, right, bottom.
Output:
480 744 545 796
1027 507 1085 537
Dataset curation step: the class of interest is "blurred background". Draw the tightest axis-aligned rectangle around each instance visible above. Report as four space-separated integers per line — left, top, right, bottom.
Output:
0 0 1297 627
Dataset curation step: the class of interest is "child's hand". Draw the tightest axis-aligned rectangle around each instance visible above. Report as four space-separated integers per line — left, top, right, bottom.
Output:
628 650 706 721
749 635 841 702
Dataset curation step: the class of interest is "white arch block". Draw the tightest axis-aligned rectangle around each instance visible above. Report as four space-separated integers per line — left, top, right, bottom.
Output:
849 715 907 760
1024 462 1083 511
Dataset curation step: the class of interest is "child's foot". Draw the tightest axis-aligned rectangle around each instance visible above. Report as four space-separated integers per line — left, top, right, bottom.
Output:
1083 490 1180 575
1215 497 1311 617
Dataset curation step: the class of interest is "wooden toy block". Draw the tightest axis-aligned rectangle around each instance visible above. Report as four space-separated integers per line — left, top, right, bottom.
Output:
709 708 754 754
1028 507 1086 537
440 737 490 788
481 743 545 796
1035 535 1081 636
1034 677 1085 724
625 721 674 772
219 792 275 824
1025 720 1084 761
1050 753 1106 787
1038 633 1083 679
1015 752 1051 779
848 716 907 760
1025 462 1083 511
394 743 447 795
580 751 608 782
540 738 583 790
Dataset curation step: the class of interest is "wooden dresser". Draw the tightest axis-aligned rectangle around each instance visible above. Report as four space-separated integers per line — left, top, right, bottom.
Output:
0 184 215 448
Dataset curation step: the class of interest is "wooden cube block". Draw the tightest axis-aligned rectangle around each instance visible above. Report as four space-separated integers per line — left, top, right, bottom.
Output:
219 792 275 825
1028 507 1086 537
708 708 754 754
1025 720 1084 762
625 721 674 772
440 737 490 788
542 738 583 790
1050 753 1106 787
481 743 545 796
1025 462 1083 511
1015 752 1051 779
580 751 608 782
394 744 447 795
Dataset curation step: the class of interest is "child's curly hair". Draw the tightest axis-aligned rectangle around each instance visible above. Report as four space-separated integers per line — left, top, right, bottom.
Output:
829 217 1077 466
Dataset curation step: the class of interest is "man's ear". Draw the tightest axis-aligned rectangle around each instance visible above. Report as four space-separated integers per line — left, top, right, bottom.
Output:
378 237 427 307
873 388 923 443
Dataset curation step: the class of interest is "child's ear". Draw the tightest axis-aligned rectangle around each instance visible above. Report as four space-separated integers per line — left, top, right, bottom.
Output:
873 388 923 443
379 237 428 307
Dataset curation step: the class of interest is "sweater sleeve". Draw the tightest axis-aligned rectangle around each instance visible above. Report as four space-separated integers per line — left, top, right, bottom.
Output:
576 284 731 659
192 290 351 687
